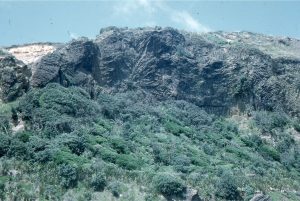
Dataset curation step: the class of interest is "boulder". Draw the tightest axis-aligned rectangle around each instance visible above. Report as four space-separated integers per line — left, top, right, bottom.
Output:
250 193 272 201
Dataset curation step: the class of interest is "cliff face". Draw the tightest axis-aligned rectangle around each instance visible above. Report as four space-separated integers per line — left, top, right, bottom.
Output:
0 56 31 102
3 27 300 115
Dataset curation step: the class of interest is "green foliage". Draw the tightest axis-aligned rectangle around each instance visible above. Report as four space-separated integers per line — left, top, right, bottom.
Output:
253 111 289 131
7 138 29 159
53 150 88 165
0 133 10 157
116 154 141 170
164 120 192 136
18 83 100 135
234 76 253 98
108 181 124 197
109 137 130 154
241 134 263 149
293 119 300 132
16 131 32 143
98 146 118 163
152 173 186 197
171 155 191 173
0 115 10 133
90 173 107 191
0 85 300 200
58 164 78 188
64 134 87 155
259 145 280 161
0 176 7 200
215 171 242 200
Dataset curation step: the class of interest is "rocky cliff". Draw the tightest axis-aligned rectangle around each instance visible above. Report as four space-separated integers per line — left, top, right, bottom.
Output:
2 27 300 116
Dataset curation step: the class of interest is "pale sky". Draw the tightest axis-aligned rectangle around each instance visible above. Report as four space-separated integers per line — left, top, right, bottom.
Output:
0 0 300 46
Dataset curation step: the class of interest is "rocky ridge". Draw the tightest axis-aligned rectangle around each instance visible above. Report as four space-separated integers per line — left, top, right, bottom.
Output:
1 27 300 116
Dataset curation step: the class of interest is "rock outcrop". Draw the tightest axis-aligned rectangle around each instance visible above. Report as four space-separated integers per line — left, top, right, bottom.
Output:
8 27 300 115
31 38 99 89
0 56 31 102
250 193 271 201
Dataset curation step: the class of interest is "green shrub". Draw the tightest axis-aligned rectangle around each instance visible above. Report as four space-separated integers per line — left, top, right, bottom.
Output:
164 120 192 137
108 181 124 197
18 83 100 134
0 115 10 133
152 173 186 197
0 134 10 157
58 164 78 188
109 137 130 154
98 146 118 163
259 145 280 161
65 134 87 155
16 131 32 143
293 120 300 132
215 171 242 200
53 150 88 165
7 139 29 159
225 146 251 160
241 134 263 149
152 143 171 165
172 155 191 173
276 135 294 153
0 176 7 200
116 154 141 170
253 111 289 131
202 143 216 156
90 173 106 191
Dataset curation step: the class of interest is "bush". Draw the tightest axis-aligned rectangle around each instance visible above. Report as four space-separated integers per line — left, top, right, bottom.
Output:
152 173 186 197
0 134 10 157
164 120 194 137
109 137 129 154
0 115 10 133
108 181 124 197
90 173 106 191
98 147 118 163
215 171 242 200
0 176 7 200
171 155 191 173
241 134 263 149
65 134 87 155
53 150 88 165
259 145 280 161
293 120 300 132
16 131 32 143
116 154 141 170
203 143 216 156
7 139 29 159
18 83 100 134
253 111 289 131
58 164 78 188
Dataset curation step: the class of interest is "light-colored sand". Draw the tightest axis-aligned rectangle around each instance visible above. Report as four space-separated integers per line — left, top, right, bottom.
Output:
8 44 56 64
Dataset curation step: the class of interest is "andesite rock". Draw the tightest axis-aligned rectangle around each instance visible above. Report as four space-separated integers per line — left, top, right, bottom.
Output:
3 27 300 116
0 56 31 102
250 193 271 201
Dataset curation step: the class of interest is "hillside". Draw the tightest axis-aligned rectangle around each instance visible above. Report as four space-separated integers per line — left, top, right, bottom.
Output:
0 27 300 201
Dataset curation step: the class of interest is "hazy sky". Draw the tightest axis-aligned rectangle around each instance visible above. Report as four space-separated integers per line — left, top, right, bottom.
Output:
0 0 300 46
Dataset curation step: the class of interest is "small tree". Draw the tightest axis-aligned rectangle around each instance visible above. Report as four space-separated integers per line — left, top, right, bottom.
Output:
58 164 78 188
215 171 242 200
0 134 10 157
152 173 186 197
90 173 106 191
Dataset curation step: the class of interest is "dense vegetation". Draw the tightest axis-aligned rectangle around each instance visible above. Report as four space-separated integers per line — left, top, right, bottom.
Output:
0 83 300 200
